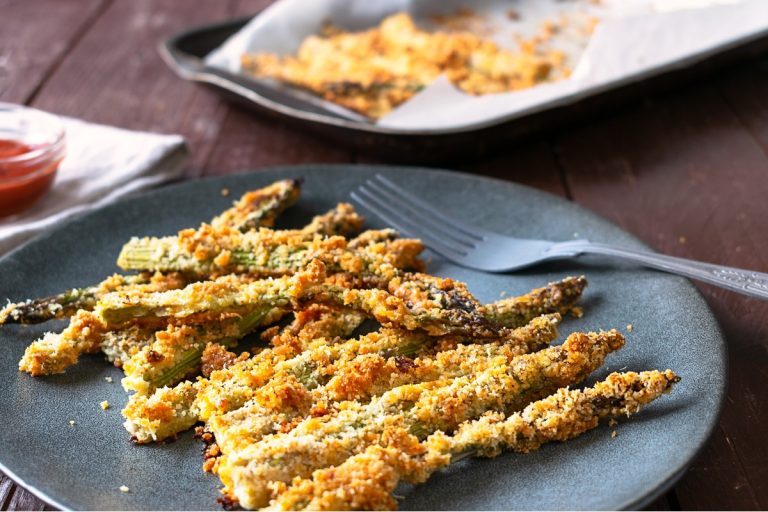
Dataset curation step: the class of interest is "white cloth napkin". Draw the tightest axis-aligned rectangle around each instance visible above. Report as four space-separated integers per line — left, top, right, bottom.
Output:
0 117 188 254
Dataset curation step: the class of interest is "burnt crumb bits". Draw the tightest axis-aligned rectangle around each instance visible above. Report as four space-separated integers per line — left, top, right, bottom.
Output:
394 356 416 372
146 350 164 363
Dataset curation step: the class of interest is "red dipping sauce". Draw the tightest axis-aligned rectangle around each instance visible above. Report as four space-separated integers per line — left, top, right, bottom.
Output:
0 104 65 217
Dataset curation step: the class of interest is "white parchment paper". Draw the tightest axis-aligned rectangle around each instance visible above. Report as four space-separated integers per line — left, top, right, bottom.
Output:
205 0 768 131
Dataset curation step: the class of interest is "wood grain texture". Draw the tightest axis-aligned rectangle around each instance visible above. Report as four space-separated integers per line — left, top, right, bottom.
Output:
460 141 569 198
0 474 48 511
0 475 14 510
28 0 243 175
201 106 352 175
0 0 108 104
718 60 768 158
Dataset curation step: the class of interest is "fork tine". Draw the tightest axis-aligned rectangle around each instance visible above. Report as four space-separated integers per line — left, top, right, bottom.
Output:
351 188 470 257
358 182 476 250
370 176 483 245
374 175 491 240
363 180 483 249
351 190 470 259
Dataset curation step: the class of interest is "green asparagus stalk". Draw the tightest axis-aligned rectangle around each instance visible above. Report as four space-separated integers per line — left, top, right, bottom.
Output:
301 266 499 338
95 274 296 327
117 204 369 276
1 274 150 325
121 305 287 394
323 313 562 402
485 275 587 328
210 178 301 231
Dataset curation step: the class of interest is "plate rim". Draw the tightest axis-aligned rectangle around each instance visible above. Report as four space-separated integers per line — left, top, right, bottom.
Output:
0 164 728 511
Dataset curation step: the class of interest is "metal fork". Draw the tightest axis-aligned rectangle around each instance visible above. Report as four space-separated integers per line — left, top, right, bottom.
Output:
351 175 768 301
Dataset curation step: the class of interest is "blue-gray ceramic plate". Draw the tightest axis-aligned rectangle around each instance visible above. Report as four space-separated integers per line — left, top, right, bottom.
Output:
0 165 725 510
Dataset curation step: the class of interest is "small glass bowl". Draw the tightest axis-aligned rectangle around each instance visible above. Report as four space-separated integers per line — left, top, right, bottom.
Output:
0 103 66 217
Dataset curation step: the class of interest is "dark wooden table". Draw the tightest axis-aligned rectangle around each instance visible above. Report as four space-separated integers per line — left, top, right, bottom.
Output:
2 0 767 510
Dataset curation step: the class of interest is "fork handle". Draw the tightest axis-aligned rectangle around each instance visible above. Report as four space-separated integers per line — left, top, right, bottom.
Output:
548 241 768 300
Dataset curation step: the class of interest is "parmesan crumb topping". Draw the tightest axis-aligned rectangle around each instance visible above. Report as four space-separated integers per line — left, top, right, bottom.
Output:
105 376 113 383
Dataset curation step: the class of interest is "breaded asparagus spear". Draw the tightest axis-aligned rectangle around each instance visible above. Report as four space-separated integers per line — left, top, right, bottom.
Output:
121 305 288 395
217 329 624 508
485 275 587 327
266 370 679 511
96 273 296 327
18 311 105 376
322 314 561 402
17 309 165 376
210 178 301 231
0 272 185 325
117 204 367 276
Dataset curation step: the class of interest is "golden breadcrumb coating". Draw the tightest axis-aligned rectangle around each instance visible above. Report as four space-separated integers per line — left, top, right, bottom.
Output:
266 371 678 511
18 310 104 376
218 330 623 508
242 13 568 118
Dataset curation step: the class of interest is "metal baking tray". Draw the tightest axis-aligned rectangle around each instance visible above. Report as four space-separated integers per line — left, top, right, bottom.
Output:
160 9 768 163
